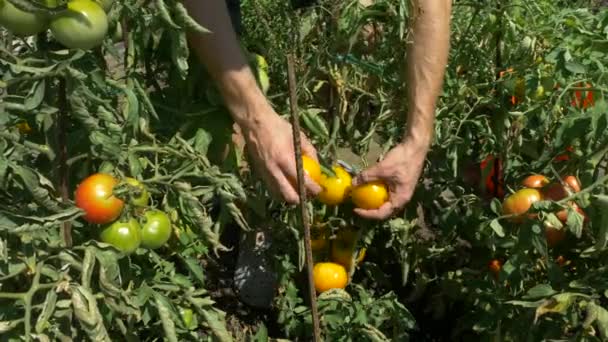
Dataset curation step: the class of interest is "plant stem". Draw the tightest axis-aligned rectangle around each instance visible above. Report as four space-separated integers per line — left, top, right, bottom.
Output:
287 54 321 342
58 78 72 248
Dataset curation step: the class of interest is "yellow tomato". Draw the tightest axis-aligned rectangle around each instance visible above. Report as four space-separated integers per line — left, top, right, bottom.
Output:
317 166 352 206
350 181 389 210
313 262 348 293
302 155 322 184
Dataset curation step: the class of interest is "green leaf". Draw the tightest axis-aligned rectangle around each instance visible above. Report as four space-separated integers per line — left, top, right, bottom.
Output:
523 284 557 299
565 61 586 74
490 218 505 237
154 293 179 342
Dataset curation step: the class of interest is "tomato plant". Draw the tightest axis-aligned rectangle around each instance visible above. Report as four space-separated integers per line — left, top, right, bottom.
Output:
75 173 124 224
521 174 549 188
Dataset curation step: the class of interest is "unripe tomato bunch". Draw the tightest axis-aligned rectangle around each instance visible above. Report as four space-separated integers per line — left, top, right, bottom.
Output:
0 0 111 50
299 155 383 293
74 173 173 254
501 173 586 248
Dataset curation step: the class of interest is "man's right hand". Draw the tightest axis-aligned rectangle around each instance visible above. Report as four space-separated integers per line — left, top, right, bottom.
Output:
239 106 322 204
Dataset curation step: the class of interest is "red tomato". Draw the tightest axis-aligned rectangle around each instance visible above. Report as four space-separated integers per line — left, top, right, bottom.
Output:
480 154 504 198
571 82 594 109
75 173 124 224
545 226 566 248
488 259 502 279
554 146 574 162
543 176 581 201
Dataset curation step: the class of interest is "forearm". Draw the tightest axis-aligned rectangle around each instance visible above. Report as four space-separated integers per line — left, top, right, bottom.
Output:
404 0 452 147
182 0 270 129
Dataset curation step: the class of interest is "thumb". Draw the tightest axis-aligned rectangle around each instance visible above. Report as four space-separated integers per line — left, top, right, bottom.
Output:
352 165 383 187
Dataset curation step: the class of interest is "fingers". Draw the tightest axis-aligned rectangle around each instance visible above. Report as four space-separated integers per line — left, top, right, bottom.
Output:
352 165 383 187
300 133 318 161
282 154 323 196
269 164 301 204
354 202 394 220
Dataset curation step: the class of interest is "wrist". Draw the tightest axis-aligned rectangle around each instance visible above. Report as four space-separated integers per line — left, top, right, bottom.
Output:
402 111 434 150
218 71 273 130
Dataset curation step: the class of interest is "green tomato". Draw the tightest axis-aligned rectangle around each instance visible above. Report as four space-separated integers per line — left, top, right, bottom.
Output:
0 0 49 36
125 177 149 207
100 218 141 254
180 307 198 330
50 0 108 50
140 210 172 250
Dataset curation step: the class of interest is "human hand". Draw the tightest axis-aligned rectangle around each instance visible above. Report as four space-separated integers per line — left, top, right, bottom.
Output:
351 141 428 219
241 110 322 204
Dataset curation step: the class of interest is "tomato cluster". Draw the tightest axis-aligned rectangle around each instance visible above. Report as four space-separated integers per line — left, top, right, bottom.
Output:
300 155 389 210
501 173 585 248
0 0 109 50
310 225 366 293
74 173 172 254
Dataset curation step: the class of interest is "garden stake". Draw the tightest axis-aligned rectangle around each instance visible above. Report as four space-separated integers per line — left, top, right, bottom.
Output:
287 54 322 342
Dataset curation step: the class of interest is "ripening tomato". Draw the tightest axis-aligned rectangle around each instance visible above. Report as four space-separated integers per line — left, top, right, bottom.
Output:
318 166 352 205
330 228 358 270
502 188 543 222
312 262 348 293
302 155 322 184
0 0 49 36
480 154 504 198
543 176 581 201
99 218 141 254
125 177 149 207
521 174 549 189
571 82 594 109
488 259 502 279
350 181 389 210
75 173 124 224
50 0 108 50
140 210 172 249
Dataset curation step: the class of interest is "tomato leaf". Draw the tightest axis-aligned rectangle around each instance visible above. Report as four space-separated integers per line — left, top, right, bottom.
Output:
490 218 505 237
523 284 557 300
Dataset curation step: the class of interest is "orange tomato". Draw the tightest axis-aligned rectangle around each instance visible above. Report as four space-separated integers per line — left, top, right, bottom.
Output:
312 262 348 293
350 181 389 210
502 188 543 222
317 166 352 206
521 174 549 189
75 173 124 224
